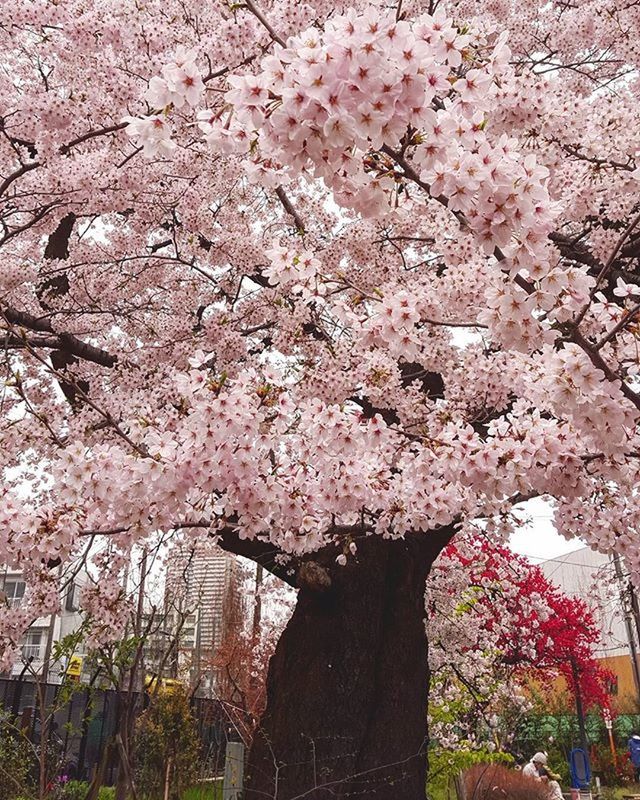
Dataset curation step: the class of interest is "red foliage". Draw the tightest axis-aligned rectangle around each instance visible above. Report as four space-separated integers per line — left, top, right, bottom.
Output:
443 538 614 713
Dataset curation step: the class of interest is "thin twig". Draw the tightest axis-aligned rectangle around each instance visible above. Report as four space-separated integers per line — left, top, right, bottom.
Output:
594 301 640 350
244 0 286 47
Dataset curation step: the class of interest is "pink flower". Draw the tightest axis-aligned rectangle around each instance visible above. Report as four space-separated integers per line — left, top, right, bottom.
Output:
121 115 176 158
613 277 639 298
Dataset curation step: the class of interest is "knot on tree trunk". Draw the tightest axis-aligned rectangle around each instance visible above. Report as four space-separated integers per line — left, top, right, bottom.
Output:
297 560 332 592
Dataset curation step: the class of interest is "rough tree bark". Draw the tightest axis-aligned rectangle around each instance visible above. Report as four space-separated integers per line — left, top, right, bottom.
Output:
242 528 455 800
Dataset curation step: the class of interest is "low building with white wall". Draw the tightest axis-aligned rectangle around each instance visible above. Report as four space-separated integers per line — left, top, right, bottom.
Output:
1 567 89 684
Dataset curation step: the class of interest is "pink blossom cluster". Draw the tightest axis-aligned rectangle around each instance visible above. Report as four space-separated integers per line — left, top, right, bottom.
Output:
523 345 638 454
1 0 640 662
210 10 558 269
122 115 176 159
203 9 580 351
264 241 322 287
123 46 204 157
80 570 132 647
144 46 204 110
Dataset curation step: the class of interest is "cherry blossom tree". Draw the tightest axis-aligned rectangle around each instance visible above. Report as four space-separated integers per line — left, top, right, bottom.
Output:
1 0 640 795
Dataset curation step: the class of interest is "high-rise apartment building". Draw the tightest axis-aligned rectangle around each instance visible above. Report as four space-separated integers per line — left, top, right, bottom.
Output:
161 541 244 695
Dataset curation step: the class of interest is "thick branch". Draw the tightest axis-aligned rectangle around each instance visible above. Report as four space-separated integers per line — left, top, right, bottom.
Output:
60 123 127 155
0 161 40 198
2 307 117 367
275 186 305 233
216 526 297 587
549 231 603 270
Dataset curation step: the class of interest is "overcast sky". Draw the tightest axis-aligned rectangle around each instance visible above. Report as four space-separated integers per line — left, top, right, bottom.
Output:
509 497 583 563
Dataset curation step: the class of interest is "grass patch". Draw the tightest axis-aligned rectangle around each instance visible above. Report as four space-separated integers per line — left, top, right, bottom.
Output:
182 781 223 800
602 786 640 800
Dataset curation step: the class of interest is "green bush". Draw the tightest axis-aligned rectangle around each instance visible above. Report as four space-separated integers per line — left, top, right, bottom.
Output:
0 713 35 800
53 778 115 800
57 781 88 800
134 688 201 800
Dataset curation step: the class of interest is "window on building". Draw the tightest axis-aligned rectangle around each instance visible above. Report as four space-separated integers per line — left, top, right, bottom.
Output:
65 583 80 612
606 676 619 695
21 630 43 661
3 580 26 608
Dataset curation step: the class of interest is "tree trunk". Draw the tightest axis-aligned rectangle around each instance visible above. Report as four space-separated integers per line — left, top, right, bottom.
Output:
245 531 452 800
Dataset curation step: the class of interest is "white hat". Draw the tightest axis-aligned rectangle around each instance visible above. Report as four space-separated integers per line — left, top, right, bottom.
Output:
532 752 548 765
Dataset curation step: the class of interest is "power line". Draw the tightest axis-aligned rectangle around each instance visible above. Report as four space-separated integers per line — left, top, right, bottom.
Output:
521 553 617 569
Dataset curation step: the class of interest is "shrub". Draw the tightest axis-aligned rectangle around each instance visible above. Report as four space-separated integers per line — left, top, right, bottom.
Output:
464 763 557 800
134 687 200 800
427 748 513 798
54 781 114 800
590 744 633 787
56 780 88 800
0 713 35 800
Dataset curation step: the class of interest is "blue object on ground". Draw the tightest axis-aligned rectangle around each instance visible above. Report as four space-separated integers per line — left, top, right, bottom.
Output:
569 748 591 789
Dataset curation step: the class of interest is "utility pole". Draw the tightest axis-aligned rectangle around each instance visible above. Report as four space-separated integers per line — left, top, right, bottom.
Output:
612 554 640 703
629 578 640 660
570 656 589 755
40 611 57 684
133 547 148 690
41 563 62 683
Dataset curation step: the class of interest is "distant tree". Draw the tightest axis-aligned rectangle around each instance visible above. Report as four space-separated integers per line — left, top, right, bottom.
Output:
134 687 200 800
427 537 612 755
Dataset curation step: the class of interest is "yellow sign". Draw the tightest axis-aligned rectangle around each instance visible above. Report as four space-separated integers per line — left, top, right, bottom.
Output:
67 655 83 678
145 676 183 694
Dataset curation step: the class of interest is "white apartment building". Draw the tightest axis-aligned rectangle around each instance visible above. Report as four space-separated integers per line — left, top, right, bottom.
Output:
539 547 629 659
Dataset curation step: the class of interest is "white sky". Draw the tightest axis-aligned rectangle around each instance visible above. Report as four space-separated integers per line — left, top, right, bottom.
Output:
508 497 582 564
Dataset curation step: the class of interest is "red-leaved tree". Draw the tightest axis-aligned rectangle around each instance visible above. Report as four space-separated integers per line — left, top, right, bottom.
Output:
428 538 612 754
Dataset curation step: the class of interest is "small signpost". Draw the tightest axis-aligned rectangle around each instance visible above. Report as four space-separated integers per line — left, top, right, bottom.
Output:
603 707 618 770
64 654 83 682
223 741 245 799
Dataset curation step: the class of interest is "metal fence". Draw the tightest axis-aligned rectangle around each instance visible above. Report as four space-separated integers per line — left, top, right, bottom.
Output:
0 677 235 784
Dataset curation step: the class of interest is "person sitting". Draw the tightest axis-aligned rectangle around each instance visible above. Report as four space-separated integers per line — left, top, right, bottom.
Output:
523 752 563 800
523 752 548 780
